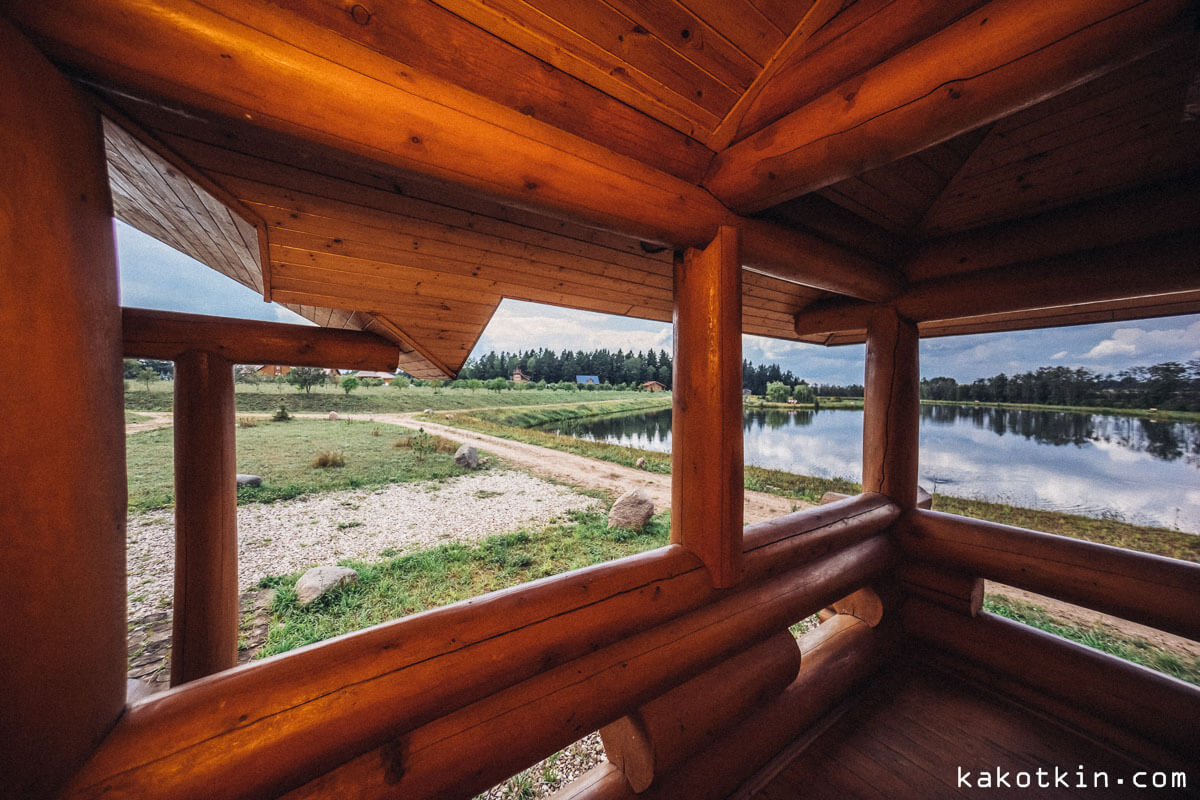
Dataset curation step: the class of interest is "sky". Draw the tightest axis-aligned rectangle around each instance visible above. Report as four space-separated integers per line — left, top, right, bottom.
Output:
117 221 1200 386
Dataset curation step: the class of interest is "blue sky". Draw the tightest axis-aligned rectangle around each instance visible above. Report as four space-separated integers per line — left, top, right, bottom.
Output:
117 221 1200 385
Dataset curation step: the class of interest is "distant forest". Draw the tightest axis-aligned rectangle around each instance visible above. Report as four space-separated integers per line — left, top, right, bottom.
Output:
463 349 1200 411
921 361 1200 411
460 348 858 395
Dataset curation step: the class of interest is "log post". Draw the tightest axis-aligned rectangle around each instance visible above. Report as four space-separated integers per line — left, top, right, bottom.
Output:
0 21 127 798
672 226 743 588
862 306 920 509
171 350 239 684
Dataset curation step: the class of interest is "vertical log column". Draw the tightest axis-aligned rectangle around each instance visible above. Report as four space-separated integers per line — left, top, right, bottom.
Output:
171 351 239 684
0 22 127 798
862 306 920 508
672 226 743 587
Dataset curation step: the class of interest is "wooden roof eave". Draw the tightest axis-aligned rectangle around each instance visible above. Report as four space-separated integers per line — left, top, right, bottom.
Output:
793 230 1200 342
703 0 1192 213
7 0 898 304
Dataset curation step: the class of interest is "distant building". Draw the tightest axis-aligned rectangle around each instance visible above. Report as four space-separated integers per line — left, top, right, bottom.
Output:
512 368 530 383
256 364 290 377
576 375 600 385
354 370 395 385
640 380 666 392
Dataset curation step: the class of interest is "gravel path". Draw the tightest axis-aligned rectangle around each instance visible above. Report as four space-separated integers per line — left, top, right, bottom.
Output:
126 470 600 620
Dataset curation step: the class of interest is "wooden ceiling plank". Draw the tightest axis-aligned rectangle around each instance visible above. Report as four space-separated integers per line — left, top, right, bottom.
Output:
106 143 252 289
745 0 817 35
595 0 761 87
177 141 676 272
673 0 783 63
242 193 675 288
707 0 843 151
266 227 677 304
794 230 1200 335
924 119 1199 234
270 253 677 317
427 0 725 133
266 0 713 182
728 0 987 146
906 173 1200 282
817 183 911 236
507 0 742 108
704 0 1190 213
12 0 892 303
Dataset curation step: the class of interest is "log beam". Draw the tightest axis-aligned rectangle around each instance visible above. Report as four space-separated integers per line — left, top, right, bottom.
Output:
171 351 239 684
600 632 801 792
0 21 127 798
905 172 1200 282
8 0 895 300
123 307 401 371
795 230 1200 336
60 498 898 800
900 509 1200 640
704 0 1191 213
904 601 1200 758
862 307 920 509
672 228 743 587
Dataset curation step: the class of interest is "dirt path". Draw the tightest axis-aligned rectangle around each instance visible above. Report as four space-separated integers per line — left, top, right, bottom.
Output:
369 412 808 524
125 409 1199 661
125 411 174 434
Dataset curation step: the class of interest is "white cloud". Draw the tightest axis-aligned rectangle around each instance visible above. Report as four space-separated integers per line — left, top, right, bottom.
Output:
1082 320 1200 361
1051 350 1068 360
473 301 673 355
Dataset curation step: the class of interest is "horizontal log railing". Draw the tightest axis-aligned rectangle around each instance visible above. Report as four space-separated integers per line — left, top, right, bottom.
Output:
554 613 901 800
64 495 899 800
122 307 402 370
904 600 1200 759
898 508 1200 641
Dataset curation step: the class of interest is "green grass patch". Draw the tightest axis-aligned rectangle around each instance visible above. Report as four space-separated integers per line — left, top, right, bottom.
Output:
985 595 1200 686
256 509 669 657
124 410 152 424
125 419 469 514
932 496 1199 563
921 399 1200 423
125 382 660 413
457 395 671 428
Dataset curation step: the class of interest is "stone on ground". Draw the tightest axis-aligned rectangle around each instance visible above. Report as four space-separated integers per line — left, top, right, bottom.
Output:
236 474 262 488
608 488 654 531
328 411 339 420
635 457 646 469
295 565 359 605
455 444 481 468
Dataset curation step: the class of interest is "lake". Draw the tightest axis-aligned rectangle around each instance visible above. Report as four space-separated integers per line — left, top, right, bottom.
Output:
539 405 1200 532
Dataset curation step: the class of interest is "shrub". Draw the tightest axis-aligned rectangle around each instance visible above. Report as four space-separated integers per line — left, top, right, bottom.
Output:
272 404 292 422
311 450 345 468
238 416 259 428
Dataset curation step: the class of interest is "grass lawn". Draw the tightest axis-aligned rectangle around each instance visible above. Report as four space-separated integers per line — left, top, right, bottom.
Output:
257 508 669 658
985 595 1200 686
125 381 666 414
126 418 467 514
125 410 152 424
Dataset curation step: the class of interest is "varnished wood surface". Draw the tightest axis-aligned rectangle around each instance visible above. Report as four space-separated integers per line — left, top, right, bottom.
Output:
749 660 1162 799
0 21 128 799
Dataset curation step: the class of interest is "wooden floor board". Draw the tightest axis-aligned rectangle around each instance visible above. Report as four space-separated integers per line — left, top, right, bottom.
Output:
749 661 1167 799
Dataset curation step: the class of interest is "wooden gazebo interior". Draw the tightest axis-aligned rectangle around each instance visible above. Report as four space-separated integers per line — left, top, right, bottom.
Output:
3 1 1199 798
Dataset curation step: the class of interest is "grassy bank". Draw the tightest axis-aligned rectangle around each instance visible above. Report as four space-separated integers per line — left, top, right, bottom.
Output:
126 418 467 514
986 595 1200 686
744 397 864 410
452 395 671 428
446 410 1197 561
922 399 1200 423
258 508 669 658
125 382 659 414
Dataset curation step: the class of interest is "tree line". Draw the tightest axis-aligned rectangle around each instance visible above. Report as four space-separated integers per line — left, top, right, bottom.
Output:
920 361 1200 411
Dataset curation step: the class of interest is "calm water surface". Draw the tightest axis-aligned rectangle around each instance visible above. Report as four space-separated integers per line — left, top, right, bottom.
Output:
541 405 1200 532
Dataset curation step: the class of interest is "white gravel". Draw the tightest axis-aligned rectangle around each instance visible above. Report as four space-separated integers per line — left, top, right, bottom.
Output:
126 470 601 621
